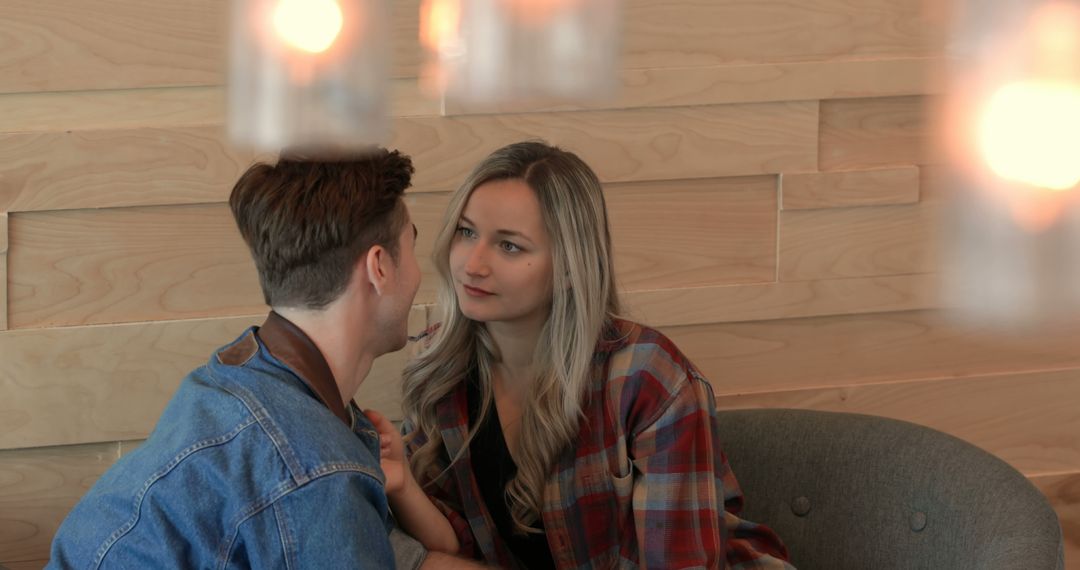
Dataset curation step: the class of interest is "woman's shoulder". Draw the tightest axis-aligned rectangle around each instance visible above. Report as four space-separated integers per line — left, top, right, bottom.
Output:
596 318 712 432
598 318 705 393
600 318 690 365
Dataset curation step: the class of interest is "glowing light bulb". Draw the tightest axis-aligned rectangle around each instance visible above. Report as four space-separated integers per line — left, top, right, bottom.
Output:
939 0 1080 327
420 0 461 51
273 0 343 54
977 80 1080 191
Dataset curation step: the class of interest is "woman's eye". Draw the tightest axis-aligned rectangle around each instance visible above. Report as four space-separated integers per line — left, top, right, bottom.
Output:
456 226 476 238
500 241 522 253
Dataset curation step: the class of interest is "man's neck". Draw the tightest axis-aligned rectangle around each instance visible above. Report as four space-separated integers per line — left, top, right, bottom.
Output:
275 305 376 406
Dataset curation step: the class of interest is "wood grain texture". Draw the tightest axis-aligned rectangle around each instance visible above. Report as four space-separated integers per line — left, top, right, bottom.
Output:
399 103 818 193
0 307 426 450
390 0 423 78
0 0 422 94
1 0 936 94
8 180 784 328
0 103 816 213
0 126 255 213
819 96 938 170
0 442 118 563
607 177 777 290
714 368 1080 475
445 57 945 115
626 274 938 328
1031 471 1080 565
0 86 224 135
778 198 939 281
5 195 449 327
0 58 935 136
8 205 264 329
0 252 7 332
0 81 440 135
663 309 1080 396
1 212 7 331
0 0 223 93
781 166 920 210
0 315 259 449
622 0 938 69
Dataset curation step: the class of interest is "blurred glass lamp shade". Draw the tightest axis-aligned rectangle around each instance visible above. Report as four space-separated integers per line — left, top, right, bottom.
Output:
228 0 389 153
419 0 621 106
941 0 1080 326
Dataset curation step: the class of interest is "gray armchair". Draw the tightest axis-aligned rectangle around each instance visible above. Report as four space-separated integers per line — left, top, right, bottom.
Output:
716 409 1064 570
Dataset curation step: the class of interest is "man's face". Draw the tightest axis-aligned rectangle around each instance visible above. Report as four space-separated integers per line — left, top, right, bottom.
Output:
379 209 421 353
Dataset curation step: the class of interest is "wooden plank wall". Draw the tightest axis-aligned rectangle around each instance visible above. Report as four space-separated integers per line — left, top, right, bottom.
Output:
1 0 1076 566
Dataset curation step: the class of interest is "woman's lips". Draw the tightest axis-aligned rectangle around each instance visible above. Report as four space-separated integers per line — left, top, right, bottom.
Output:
462 284 494 297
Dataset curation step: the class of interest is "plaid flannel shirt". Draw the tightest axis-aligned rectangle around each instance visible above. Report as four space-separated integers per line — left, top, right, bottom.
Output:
405 319 793 569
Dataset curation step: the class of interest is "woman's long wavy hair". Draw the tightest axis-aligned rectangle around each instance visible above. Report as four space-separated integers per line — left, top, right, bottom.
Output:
402 141 621 534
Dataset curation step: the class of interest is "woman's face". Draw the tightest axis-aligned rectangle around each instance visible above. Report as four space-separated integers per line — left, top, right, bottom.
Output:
449 178 555 330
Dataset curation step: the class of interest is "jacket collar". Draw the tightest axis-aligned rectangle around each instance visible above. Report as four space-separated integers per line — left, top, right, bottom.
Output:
256 311 353 428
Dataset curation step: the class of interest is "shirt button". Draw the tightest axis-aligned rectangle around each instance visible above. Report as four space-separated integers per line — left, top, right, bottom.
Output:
791 496 811 517
910 511 927 532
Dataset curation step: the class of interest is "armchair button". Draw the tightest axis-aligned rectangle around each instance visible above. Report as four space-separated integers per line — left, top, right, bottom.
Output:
910 511 927 532
791 496 811 516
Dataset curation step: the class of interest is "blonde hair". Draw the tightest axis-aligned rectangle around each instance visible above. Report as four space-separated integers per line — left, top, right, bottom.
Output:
402 141 621 533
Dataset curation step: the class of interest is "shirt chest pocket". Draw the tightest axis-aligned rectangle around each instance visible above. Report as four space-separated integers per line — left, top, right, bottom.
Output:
573 442 634 502
611 456 634 498
608 437 634 499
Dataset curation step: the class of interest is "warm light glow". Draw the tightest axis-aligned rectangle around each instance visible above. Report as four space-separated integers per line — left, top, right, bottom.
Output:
502 0 578 26
419 0 461 95
974 1 1080 193
420 0 461 51
273 0 343 54
977 81 1080 191
937 0 1080 326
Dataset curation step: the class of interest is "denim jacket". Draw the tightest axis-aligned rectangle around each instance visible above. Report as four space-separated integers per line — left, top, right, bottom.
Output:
48 312 423 569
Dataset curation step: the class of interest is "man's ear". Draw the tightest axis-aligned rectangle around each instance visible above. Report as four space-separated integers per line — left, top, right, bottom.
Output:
364 245 392 296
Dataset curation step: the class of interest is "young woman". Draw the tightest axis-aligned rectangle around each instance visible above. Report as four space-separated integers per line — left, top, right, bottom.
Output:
374 141 792 568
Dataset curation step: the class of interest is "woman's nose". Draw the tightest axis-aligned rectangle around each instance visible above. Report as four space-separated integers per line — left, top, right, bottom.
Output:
464 245 490 277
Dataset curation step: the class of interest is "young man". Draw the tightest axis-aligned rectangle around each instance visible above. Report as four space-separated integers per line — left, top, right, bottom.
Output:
48 150 435 568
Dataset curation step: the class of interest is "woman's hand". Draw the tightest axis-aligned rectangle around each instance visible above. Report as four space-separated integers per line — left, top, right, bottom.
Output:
363 409 410 497
364 411 461 555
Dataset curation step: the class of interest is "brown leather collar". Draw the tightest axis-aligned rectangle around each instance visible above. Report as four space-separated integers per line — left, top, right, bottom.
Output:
256 311 354 427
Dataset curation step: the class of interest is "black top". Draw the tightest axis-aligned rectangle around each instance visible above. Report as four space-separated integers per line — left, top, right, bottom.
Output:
467 377 557 570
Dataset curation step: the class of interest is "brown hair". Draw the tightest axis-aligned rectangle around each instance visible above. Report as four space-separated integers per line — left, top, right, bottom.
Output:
229 149 415 309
